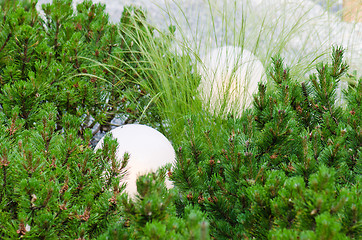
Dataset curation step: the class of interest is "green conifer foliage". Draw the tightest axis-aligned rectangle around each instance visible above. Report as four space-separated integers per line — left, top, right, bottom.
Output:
0 0 159 136
99 172 209 239
172 47 361 239
0 103 208 238
0 103 124 238
0 1 208 238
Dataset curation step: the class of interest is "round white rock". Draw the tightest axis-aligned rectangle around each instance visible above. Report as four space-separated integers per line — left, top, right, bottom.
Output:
94 124 176 196
198 46 266 117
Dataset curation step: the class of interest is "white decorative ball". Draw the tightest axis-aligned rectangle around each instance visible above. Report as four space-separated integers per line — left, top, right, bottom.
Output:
94 124 176 196
198 46 266 116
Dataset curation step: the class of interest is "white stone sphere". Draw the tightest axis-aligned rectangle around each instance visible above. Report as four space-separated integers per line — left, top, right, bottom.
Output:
198 46 266 116
94 124 176 196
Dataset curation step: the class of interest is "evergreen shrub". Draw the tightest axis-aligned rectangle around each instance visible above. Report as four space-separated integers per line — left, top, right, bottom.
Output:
171 47 361 239
0 0 160 137
0 0 207 239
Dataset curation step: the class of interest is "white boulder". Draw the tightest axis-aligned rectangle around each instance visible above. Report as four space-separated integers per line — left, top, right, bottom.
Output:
198 46 266 117
94 124 176 196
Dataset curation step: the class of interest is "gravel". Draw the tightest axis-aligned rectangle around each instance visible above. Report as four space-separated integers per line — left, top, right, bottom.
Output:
37 0 361 71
